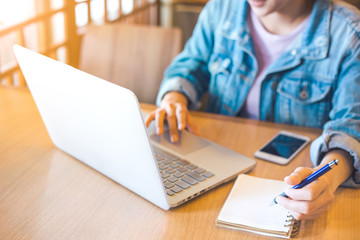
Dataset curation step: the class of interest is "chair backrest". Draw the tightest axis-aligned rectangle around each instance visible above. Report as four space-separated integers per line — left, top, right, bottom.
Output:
79 24 182 104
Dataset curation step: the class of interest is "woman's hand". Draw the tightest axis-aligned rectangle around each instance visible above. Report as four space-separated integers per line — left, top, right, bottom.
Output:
276 149 354 220
145 91 198 143
276 166 335 220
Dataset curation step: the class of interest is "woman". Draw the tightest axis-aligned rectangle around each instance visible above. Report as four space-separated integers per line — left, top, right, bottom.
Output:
145 0 360 220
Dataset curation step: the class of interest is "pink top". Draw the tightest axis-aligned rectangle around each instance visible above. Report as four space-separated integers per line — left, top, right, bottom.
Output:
242 10 309 119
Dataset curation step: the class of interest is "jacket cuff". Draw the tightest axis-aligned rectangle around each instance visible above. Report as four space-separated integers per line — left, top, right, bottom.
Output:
310 131 360 188
156 77 200 110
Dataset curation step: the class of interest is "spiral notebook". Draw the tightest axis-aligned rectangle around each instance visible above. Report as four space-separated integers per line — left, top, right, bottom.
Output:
216 174 300 238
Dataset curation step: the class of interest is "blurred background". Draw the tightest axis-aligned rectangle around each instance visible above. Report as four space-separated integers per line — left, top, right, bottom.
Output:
0 0 358 89
0 0 206 88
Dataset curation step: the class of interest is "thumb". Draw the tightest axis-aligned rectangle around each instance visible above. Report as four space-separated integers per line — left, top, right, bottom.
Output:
284 167 313 185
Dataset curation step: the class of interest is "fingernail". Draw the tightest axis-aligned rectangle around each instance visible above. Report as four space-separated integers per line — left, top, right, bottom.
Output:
171 135 178 142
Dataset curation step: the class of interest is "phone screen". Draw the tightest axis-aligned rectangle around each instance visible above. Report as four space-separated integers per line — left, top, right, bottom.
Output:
260 134 307 159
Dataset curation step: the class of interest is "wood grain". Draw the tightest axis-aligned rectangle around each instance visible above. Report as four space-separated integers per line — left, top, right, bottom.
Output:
0 88 358 240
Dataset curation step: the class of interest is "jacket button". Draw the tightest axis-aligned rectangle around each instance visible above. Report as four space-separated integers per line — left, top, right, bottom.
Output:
271 81 278 90
300 88 308 100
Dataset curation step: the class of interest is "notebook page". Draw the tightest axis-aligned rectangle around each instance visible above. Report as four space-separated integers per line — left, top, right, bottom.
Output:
217 174 292 233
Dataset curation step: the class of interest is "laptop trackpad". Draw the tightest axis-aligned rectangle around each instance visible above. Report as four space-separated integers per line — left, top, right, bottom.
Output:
150 130 210 155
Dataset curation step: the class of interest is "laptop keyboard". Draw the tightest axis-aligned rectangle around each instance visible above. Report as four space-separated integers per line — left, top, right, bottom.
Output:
153 147 215 196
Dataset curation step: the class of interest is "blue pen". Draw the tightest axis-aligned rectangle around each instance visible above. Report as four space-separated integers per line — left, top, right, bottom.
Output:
269 159 339 206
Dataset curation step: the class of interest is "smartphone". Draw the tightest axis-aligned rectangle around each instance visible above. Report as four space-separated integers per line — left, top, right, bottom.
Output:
254 131 310 165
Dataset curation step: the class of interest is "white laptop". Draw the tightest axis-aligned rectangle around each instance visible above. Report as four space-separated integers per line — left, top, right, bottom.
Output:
13 45 256 210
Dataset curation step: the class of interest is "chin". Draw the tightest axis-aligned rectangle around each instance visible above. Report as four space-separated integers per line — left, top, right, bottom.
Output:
247 0 271 17
250 7 271 17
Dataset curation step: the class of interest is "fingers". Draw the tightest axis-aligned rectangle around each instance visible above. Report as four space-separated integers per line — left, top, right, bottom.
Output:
285 176 329 201
288 206 328 220
174 104 199 135
155 109 166 135
145 113 155 127
277 168 335 220
276 186 334 220
186 114 199 135
145 102 197 143
166 103 179 142
284 167 313 185
145 109 166 135
175 103 187 130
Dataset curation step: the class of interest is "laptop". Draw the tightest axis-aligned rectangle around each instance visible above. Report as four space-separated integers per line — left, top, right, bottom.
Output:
13 45 256 210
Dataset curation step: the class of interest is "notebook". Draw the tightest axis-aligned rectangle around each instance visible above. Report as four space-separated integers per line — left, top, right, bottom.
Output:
13 45 256 210
216 174 300 238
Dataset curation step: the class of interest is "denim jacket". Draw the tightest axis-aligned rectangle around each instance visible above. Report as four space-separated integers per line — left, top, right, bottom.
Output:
156 0 360 187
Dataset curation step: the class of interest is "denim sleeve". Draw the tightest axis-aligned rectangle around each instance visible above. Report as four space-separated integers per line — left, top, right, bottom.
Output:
156 77 201 109
310 132 360 188
156 0 221 108
310 33 360 188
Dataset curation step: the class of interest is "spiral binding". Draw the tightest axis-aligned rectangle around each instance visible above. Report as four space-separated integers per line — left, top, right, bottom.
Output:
291 220 301 237
284 214 293 227
283 214 301 238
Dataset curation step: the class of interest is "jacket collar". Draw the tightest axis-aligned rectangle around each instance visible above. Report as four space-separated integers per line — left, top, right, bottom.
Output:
219 0 332 61
293 0 331 60
219 0 250 46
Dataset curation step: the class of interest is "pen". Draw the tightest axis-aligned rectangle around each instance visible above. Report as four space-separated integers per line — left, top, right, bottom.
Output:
269 159 339 206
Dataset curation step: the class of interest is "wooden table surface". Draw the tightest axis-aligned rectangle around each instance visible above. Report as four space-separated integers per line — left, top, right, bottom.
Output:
0 87 358 240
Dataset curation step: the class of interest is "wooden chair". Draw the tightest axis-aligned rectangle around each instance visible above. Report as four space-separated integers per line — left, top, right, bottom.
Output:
78 24 182 104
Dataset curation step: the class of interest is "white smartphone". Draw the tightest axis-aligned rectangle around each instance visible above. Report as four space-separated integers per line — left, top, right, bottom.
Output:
254 131 310 165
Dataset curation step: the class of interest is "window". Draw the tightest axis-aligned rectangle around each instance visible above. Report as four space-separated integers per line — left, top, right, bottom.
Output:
0 0 159 87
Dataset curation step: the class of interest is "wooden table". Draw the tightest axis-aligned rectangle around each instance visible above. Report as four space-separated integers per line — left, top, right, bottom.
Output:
0 87 358 240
